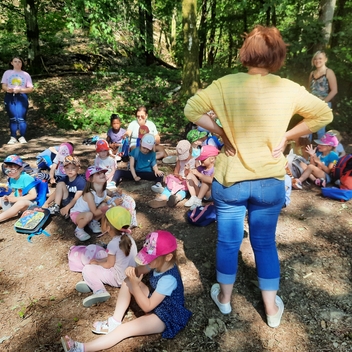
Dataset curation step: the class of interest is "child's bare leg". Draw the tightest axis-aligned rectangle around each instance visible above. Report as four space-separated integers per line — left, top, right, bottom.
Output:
76 212 93 228
0 200 31 222
84 314 165 352
186 174 198 197
197 183 210 199
113 280 149 321
54 183 68 205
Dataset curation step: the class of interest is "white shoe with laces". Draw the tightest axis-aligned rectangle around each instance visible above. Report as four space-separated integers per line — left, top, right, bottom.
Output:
7 136 17 145
74 228 90 241
18 136 27 144
184 195 198 207
88 220 102 233
190 197 202 210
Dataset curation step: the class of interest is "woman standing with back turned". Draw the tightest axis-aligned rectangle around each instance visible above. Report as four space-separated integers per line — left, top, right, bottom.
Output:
184 25 333 328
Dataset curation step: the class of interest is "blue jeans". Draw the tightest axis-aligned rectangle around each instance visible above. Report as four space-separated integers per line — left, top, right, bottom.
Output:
4 93 28 137
212 178 285 291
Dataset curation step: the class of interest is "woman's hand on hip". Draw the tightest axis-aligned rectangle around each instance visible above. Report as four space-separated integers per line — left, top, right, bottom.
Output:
272 136 288 158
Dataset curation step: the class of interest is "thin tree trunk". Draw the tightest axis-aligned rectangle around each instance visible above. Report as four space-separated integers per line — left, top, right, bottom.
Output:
331 0 346 48
23 0 40 70
198 0 208 68
145 0 154 65
181 0 200 96
207 0 216 66
319 0 337 46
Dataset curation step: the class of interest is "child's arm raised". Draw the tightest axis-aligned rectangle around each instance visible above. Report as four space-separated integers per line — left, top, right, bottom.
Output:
125 267 166 313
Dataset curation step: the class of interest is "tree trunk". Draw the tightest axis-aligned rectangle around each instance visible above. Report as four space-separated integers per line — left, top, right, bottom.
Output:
144 0 154 66
22 0 40 70
198 0 208 68
181 0 200 97
207 0 216 66
138 5 146 54
319 0 337 47
331 0 347 48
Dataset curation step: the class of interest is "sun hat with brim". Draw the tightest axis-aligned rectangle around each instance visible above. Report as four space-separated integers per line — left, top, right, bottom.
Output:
196 145 220 161
85 166 108 180
63 156 81 167
176 140 191 160
186 129 207 144
327 130 342 142
314 133 339 147
3 155 23 167
135 230 177 265
106 206 131 232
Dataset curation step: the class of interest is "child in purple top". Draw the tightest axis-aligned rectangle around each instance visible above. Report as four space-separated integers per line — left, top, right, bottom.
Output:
106 114 126 156
184 145 219 210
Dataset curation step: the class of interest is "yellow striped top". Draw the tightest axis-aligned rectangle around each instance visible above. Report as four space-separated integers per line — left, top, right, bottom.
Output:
184 73 333 187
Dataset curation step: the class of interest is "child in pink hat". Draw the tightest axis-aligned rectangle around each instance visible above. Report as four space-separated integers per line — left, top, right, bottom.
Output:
184 145 219 209
293 132 339 189
61 230 192 352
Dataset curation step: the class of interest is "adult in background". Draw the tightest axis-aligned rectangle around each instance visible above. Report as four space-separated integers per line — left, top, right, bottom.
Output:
309 51 338 139
124 106 166 160
1 56 34 144
184 25 332 328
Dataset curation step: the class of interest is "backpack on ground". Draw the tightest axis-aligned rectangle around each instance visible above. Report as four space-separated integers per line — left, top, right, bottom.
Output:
14 205 50 242
331 154 352 190
321 187 352 202
22 178 49 206
187 203 216 226
286 149 308 179
68 244 108 272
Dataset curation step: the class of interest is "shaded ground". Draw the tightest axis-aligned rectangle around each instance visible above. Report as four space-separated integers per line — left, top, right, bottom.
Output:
0 98 352 352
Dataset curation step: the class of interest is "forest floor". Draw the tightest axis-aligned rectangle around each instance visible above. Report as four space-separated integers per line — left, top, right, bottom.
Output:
0 98 352 352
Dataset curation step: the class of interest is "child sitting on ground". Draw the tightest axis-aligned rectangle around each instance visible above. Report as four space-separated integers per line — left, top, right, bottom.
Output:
0 155 37 223
186 129 208 158
106 114 126 157
70 166 109 241
112 133 164 188
43 156 86 217
328 129 346 157
75 206 137 307
184 145 219 210
49 142 74 186
149 140 196 208
61 230 192 352
94 139 116 188
293 132 339 189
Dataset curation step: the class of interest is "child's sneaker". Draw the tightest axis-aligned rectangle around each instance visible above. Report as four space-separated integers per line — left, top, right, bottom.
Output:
190 197 202 210
75 228 91 241
7 136 17 145
75 281 92 293
83 291 111 307
266 296 284 328
92 316 121 335
48 203 60 215
18 136 27 144
151 182 164 193
167 194 181 207
61 336 84 352
185 195 198 207
148 198 167 208
88 220 102 233
314 178 326 188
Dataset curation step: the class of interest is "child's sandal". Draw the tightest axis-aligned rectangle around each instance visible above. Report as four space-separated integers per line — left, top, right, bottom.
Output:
292 179 303 190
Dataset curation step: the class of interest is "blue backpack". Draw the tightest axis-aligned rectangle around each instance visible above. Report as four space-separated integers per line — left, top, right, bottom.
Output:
321 187 352 202
21 178 49 207
205 136 223 150
187 203 216 226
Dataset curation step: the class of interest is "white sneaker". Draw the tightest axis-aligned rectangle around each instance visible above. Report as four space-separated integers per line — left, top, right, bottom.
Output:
267 296 284 328
74 228 91 241
151 182 164 193
184 195 198 207
190 197 202 210
210 283 232 314
89 220 102 233
92 316 121 335
18 136 27 144
7 137 17 145
83 291 111 307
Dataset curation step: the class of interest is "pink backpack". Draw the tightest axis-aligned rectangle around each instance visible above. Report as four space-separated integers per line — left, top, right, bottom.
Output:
68 244 108 272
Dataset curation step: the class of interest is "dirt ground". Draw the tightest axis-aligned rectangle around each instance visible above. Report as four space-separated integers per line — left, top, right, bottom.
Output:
0 118 352 352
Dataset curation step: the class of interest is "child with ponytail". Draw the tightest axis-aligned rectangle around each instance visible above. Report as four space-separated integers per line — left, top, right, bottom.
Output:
75 206 137 307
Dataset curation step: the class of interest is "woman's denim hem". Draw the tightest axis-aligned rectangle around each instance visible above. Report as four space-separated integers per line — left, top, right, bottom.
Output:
216 270 237 285
258 277 280 291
